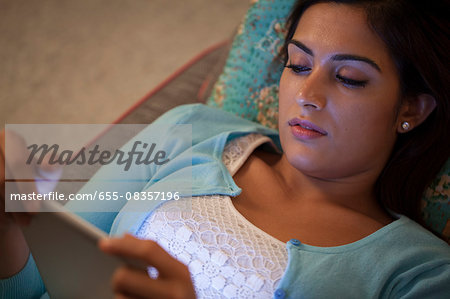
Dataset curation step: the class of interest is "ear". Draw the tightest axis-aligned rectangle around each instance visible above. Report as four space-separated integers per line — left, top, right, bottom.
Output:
396 93 436 133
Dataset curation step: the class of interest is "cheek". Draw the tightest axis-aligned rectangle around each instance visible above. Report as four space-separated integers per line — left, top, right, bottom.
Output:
278 70 289 103
334 83 400 127
331 100 398 151
278 71 291 122
278 70 301 112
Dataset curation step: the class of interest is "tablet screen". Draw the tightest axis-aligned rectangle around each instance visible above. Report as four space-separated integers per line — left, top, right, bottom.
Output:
21 201 146 299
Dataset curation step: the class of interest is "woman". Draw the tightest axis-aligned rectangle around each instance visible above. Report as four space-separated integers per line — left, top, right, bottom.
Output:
1 0 449 298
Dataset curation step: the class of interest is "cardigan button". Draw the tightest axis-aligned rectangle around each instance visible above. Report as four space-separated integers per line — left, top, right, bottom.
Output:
290 238 301 246
274 288 286 299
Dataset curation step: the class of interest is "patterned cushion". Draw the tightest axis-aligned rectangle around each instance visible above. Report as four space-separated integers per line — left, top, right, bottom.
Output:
207 0 295 129
206 0 450 241
422 159 450 242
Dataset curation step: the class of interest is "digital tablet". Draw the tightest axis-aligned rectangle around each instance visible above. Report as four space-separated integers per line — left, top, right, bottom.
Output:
20 200 147 299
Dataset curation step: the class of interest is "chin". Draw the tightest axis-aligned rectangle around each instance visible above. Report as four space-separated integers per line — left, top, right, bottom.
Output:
285 153 350 181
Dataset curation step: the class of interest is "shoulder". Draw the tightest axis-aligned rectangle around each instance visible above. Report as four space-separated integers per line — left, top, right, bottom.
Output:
380 216 450 298
376 215 450 264
388 216 449 251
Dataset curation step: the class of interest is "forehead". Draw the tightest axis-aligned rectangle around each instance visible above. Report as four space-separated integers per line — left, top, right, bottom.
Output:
292 3 393 68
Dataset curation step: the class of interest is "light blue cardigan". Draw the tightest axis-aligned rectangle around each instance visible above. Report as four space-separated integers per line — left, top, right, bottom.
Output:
2 104 450 299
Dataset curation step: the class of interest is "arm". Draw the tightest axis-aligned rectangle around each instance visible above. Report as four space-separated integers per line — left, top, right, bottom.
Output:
0 105 195 297
0 130 47 298
391 264 450 299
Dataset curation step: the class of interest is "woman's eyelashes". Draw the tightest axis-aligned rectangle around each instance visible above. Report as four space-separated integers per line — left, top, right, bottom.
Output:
336 74 368 88
285 64 311 73
285 64 368 88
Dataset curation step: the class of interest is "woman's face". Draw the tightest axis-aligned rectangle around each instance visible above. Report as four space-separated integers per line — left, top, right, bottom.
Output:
278 3 403 180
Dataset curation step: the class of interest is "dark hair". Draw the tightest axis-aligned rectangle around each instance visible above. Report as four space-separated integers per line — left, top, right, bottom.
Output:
280 0 450 231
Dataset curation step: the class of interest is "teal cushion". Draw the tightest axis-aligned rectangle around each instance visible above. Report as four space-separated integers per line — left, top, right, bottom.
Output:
207 0 296 129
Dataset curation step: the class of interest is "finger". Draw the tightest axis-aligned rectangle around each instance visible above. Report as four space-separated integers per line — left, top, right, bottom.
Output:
112 266 189 299
99 234 187 279
38 153 61 172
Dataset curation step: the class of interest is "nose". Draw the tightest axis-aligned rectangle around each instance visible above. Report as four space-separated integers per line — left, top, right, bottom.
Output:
295 71 326 110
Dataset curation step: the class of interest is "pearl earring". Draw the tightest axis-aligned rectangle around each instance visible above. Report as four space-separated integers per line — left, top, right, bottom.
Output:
401 121 410 131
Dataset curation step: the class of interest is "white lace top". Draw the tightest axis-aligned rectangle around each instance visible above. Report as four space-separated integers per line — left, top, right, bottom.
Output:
136 134 288 299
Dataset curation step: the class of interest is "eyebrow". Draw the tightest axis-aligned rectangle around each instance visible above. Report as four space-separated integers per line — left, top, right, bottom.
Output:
288 39 313 56
287 39 382 72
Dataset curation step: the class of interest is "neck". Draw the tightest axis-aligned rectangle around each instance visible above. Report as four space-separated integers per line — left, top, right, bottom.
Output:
272 153 392 224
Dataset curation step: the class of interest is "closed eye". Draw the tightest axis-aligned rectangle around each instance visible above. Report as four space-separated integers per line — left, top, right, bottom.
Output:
336 74 368 88
285 64 311 74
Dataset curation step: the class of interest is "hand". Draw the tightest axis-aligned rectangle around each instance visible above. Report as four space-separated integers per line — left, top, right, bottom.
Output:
0 129 60 278
99 234 196 299
1 129 62 228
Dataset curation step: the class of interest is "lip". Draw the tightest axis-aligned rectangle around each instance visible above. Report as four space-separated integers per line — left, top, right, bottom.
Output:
288 118 328 140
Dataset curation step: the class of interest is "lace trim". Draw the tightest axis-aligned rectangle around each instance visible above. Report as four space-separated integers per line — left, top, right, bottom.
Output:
222 133 274 176
137 195 288 298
